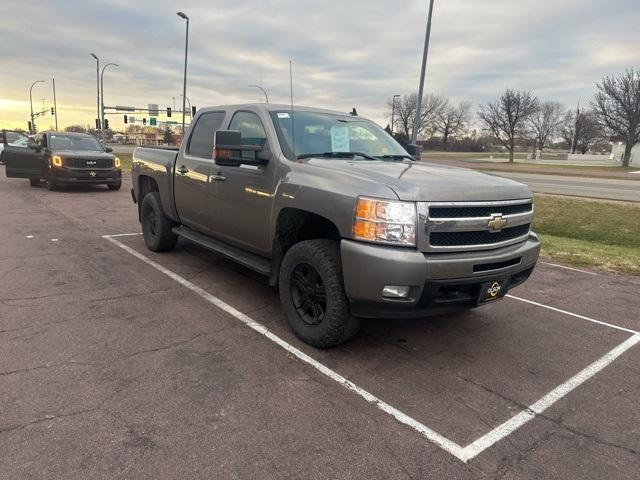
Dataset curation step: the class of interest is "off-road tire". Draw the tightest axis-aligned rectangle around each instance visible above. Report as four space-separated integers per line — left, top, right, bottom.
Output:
141 192 178 252
107 182 122 191
279 239 361 348
29 178 40 187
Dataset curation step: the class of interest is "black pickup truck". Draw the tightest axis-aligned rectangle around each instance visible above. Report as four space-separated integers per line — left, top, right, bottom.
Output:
2 130 122 190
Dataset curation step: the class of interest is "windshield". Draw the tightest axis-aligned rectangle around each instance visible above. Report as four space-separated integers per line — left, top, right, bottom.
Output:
271 111 409 159
50 134 104 151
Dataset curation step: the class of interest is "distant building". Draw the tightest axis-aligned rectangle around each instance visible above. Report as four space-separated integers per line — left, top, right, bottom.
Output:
112 133 129 143
610 142 640 166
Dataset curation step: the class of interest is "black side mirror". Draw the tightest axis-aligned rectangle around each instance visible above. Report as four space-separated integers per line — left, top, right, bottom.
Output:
27 140 41 152
105 146 113 153
214 130 243 167
406 144 422 161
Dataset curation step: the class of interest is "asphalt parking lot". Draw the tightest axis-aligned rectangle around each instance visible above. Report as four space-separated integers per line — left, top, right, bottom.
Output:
1 170 639 479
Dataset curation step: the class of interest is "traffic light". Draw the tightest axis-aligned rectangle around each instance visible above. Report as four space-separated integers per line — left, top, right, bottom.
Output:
143 118 147 125
51 107 55 115
104 118 110 129
95 118 101 129
28 121 33 133
167 107 172 117
191 106 196 116
123 115 128 124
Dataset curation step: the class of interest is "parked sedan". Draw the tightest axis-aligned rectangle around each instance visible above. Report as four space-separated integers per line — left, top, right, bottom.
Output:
2 130 122 190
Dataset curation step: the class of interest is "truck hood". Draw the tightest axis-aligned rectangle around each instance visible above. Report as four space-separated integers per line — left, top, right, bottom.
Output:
303 158 532 202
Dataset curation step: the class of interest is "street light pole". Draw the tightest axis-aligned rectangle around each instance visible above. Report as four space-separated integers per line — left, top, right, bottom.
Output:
391 94 400 135
179 94 191 118
90 53 100 139
248 84 269 103
177 11 189 135
411 0 435 145
100 62 119 138
52 78 58 130
29 80 44 134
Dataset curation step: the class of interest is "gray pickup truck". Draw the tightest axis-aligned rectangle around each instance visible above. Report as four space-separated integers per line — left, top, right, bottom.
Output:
132 104 539 347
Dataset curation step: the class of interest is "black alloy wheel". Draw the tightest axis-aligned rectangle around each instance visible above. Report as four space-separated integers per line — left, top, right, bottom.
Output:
290 263 327 326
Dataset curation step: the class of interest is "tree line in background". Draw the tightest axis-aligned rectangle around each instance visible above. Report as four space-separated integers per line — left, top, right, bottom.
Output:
386 68 640 167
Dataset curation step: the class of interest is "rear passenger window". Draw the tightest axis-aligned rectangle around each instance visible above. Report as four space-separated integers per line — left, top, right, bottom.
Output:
187 111 226 158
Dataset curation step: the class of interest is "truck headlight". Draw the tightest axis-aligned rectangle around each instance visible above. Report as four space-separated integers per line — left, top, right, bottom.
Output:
52 156 63 167
353 197 416 246
114 157 121 168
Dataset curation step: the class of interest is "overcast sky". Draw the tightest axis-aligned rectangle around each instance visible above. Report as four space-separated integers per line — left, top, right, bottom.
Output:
1 0 638 131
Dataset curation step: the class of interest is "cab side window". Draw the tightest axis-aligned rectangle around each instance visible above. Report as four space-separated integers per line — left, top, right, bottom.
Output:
37 134 46 148
229 111 268 162
229 111 267 147
187 111 226 159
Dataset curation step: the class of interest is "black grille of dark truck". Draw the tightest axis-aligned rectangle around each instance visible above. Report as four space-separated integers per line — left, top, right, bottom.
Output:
64 158 114 168
419 200 534 252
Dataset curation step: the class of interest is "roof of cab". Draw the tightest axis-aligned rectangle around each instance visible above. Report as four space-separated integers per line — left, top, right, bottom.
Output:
197 103 354 117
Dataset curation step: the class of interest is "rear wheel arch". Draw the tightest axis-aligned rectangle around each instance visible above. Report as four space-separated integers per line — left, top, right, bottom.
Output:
137 175 159 221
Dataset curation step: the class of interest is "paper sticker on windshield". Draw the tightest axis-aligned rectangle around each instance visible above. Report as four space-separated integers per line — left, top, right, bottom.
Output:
277 112 290 118
330 125 350 152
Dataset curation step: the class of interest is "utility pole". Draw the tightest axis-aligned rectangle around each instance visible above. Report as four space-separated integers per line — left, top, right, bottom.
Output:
52 78 58 130
177 11 189 135
391 94 400 134
90 53 100 139
411 0 435 145
29 80 45 134
100 63 119 139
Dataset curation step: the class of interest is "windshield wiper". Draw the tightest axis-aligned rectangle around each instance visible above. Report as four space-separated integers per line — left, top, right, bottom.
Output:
375 154 415 161
297 151 378 161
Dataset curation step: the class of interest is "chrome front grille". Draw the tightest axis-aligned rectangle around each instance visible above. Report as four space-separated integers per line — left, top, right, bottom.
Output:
418 199 534 252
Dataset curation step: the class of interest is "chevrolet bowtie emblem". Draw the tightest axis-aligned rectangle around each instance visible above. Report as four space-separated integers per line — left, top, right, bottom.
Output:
487 213 507 232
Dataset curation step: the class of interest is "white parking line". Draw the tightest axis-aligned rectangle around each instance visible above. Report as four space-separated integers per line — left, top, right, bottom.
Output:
540 262 598 275
507 294 640 335
103 233 640 463
103 232 143 238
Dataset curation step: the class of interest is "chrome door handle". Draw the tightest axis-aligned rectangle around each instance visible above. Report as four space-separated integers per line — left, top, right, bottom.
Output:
211 174 226 182
177 165 189 175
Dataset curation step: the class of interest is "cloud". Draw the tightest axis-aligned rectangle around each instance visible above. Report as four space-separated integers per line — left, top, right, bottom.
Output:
0 0 638 130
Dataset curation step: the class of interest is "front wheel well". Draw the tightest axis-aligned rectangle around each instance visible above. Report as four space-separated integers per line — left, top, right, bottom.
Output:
271 208 342 286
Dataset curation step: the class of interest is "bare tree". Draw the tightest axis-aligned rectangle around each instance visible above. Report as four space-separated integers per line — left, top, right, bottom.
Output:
387 93 447 138
434 101 472 144
560 108 601 155
591 69 640 167
528 100 563 157
477 89 538 162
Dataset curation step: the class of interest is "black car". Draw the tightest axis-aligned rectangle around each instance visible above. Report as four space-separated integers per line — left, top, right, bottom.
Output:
2 130 122 190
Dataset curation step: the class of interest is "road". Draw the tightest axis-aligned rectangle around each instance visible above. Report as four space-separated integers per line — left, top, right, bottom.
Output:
2 170 640 479
489 171 640 202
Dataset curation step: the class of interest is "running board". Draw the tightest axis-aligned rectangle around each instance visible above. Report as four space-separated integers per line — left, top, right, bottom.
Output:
172 226 271 276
